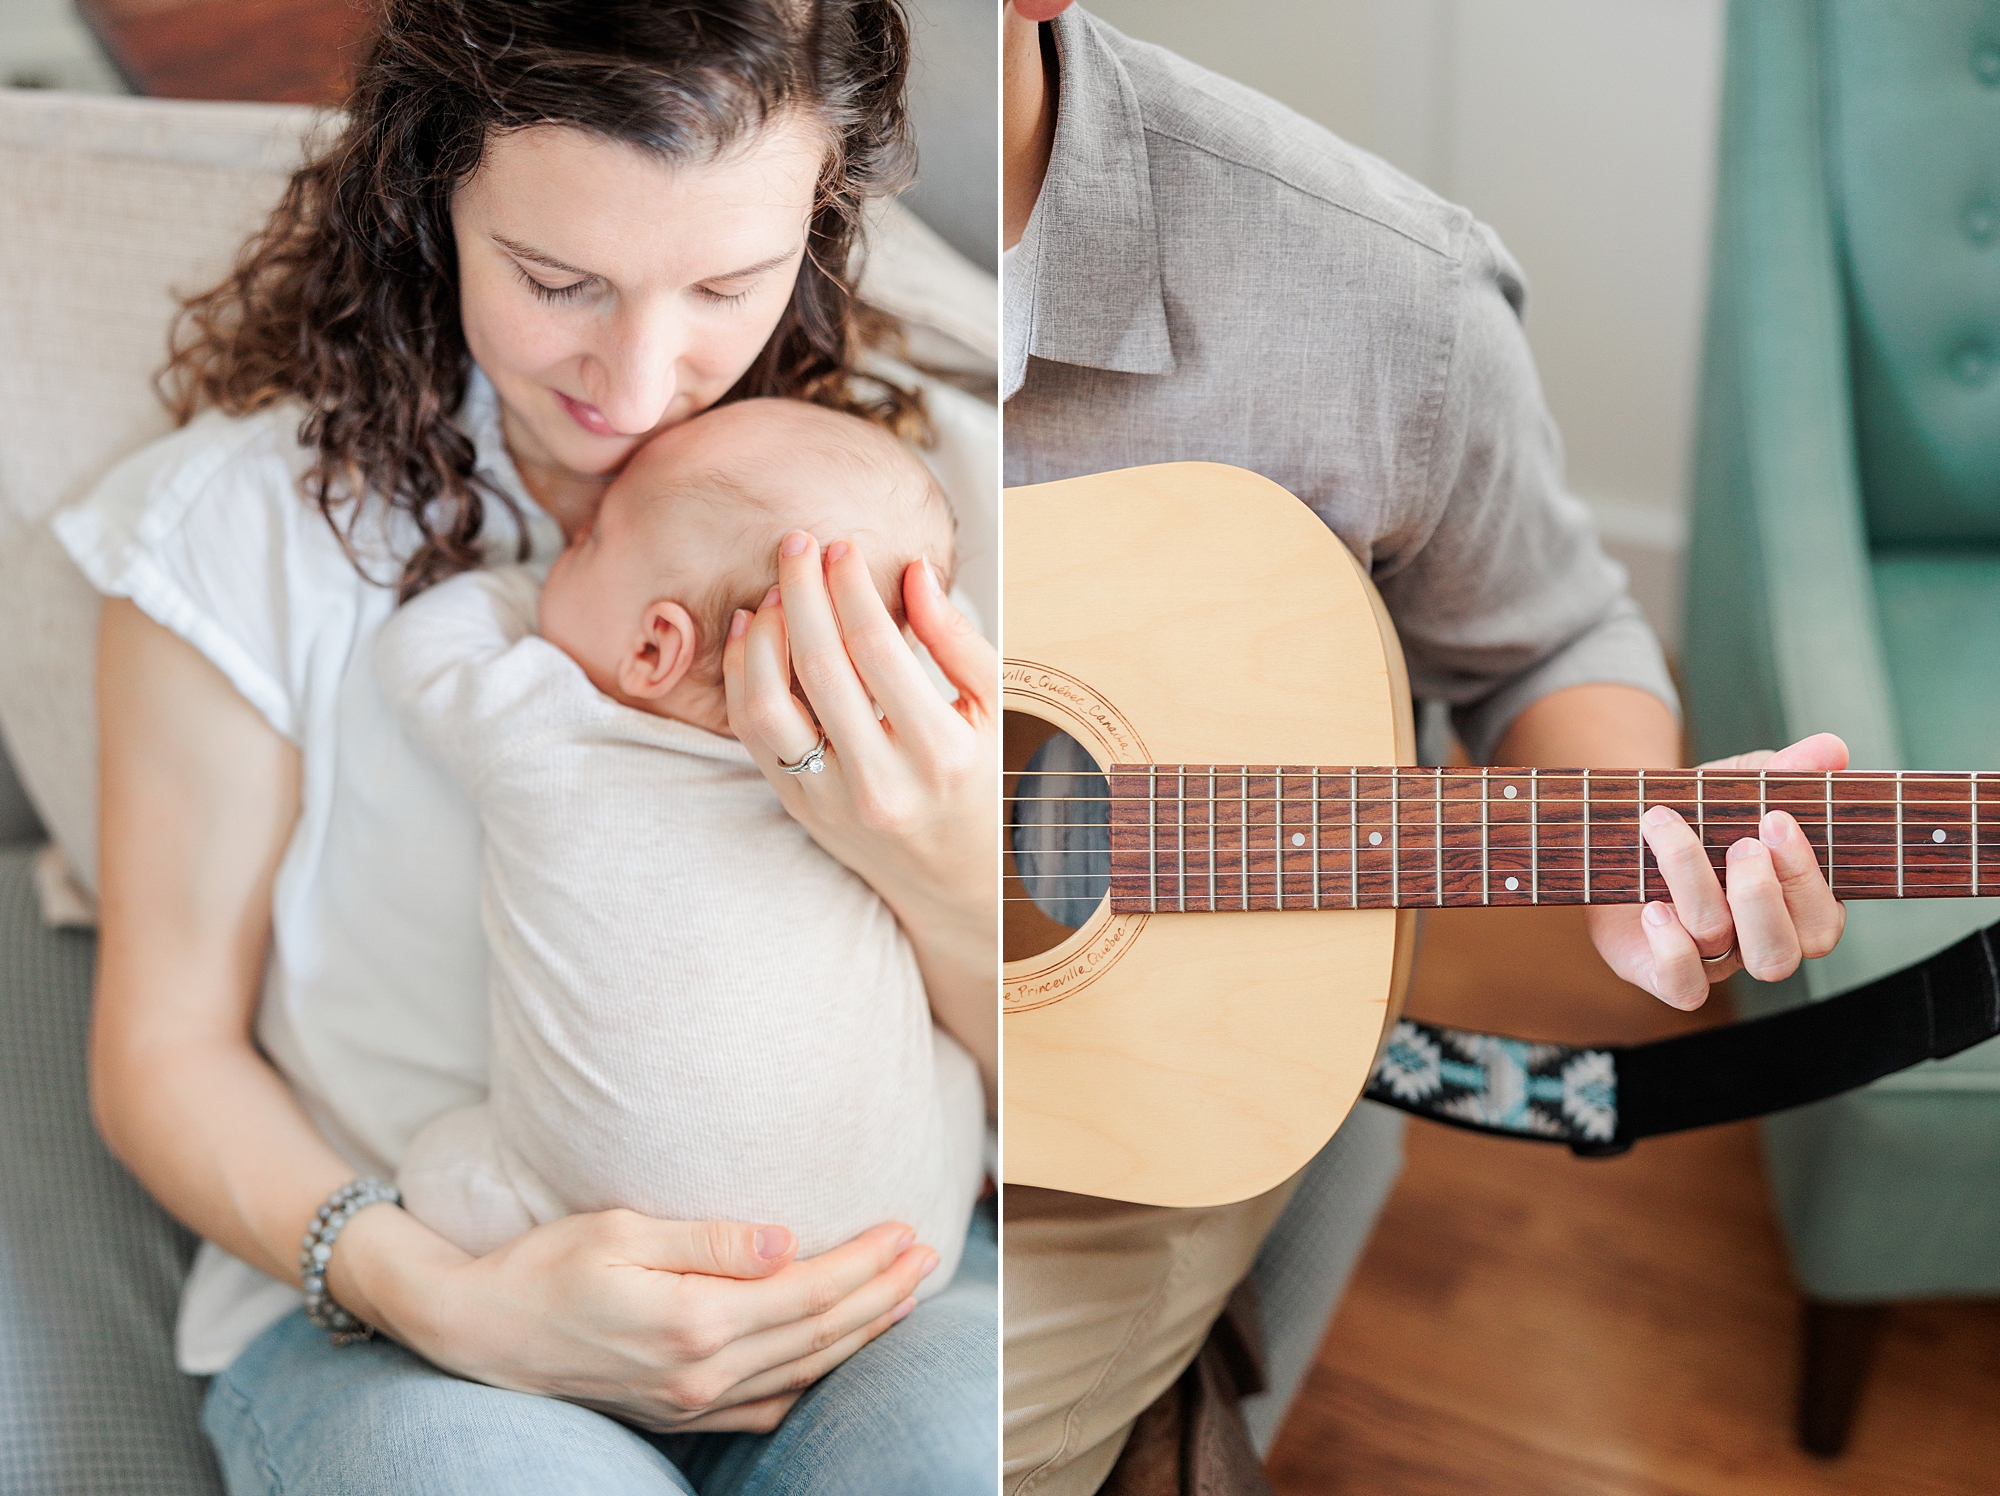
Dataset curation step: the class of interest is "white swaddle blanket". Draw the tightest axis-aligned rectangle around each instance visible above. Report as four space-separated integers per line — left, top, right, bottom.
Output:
376 566 984 1288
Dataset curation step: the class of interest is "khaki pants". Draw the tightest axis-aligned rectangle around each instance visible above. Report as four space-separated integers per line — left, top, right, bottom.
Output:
1001 1174 1302 1496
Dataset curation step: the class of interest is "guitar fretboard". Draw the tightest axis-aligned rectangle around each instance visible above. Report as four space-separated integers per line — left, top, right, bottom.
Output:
1104 766 2000 912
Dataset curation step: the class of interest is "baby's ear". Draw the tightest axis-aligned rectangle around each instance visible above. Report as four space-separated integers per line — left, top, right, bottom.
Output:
619 600 701 701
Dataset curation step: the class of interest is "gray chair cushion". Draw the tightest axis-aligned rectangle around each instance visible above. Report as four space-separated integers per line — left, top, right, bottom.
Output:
0 846 222 1494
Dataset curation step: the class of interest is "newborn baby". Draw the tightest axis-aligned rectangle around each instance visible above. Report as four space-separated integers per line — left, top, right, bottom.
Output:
376 398 985 1292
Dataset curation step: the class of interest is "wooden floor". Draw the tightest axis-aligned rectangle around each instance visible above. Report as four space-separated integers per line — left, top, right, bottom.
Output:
1266 904 2000 1495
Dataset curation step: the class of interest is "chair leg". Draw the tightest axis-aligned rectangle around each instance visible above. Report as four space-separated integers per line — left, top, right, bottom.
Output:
1796 1298 1887 1457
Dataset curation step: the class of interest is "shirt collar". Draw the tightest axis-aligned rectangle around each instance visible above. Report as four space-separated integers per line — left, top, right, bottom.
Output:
1003 8 1175 401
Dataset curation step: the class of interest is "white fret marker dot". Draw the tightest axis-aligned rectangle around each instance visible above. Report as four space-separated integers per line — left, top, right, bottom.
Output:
1503 784 1518 799
1291 832 1305 847
1934 828 1948 843
1369 831 1384 846
1505 876 1519 891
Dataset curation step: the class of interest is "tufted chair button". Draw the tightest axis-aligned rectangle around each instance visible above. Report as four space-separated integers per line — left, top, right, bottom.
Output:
1977 44 2000 84
1951 343 1994 384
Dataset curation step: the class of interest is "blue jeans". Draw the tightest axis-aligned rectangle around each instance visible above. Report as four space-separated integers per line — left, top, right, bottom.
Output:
201 1200 995 1495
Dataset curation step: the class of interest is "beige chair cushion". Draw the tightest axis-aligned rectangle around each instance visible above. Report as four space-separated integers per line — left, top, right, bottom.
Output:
0 90 995 891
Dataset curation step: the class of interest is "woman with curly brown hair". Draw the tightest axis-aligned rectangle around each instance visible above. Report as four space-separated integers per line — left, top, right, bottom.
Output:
52 2 997 1491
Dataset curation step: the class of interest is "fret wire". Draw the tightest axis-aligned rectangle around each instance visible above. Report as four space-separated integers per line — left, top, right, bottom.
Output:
1896 770 1904 899
1240 770 1249 912
1276 768 1285 910
1530 769 1539 904
1434 769 1443 907
1208 768 1217 913
1826 771 1834 889
1390 766 1400 908
1148 768 1157 914
1349 767 1358 909
1975 775 1982 899
1311 766 1321 911
1481 766 1490 906
1637 768 1646 903
1583 768 1592 905
1177 768 1186 913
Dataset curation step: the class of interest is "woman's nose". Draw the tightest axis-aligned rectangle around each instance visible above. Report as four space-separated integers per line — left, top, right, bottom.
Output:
582 301 683 435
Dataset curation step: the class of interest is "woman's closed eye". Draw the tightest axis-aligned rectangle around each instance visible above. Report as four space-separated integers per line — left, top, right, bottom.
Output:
513 261 594 304
694 282 757 308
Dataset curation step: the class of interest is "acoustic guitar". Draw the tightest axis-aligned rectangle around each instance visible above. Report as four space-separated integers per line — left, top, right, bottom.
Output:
1002 464 1999 1208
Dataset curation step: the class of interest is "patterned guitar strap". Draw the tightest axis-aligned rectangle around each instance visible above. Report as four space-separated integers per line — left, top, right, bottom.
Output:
1364 921 2000 1156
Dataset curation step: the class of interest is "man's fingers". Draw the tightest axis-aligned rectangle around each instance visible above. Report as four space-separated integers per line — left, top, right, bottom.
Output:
1642 806 1732 958
1724 835 1804 982
1639 899 1715 1010
1758 810 1845 960
1759 731 1850 775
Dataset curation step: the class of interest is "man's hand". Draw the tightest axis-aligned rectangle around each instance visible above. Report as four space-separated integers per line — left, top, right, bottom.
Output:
1584 733 1850 1009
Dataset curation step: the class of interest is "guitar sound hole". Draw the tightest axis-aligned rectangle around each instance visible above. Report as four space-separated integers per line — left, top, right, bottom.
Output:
1005 718 1109 955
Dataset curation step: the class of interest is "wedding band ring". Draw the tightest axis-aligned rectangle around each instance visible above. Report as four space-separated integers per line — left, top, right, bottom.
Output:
1701 946 1736 969
778 731 829 776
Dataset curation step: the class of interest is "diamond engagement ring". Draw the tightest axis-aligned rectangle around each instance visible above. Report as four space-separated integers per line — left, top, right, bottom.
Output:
778 730 829 776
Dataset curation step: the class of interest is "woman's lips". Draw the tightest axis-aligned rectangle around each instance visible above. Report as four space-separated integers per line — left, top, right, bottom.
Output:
553 388 618 437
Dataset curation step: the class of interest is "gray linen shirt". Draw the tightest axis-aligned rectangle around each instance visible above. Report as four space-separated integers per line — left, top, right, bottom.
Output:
1005 9 1677 762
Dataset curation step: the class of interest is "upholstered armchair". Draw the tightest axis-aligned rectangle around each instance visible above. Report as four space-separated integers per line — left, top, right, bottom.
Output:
1684 0 2000 1456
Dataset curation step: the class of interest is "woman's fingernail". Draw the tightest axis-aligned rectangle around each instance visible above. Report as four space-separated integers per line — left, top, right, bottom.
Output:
754 1226 793 1260
1760 811 1787 846
923 556 941 597
890 1297 915 1324
918 1249 941 1280
730 609 749 640
1643 900 1672 927
895 1229 916 1254
760 586 781 609
826 540 849 562
781 532 810 558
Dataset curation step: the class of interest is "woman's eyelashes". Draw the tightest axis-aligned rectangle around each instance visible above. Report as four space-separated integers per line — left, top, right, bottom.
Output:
693 281 757 308
512 261 755 309
514 262 592 303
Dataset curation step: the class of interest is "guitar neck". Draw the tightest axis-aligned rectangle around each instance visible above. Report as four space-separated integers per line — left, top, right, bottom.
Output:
1105 766 2000 912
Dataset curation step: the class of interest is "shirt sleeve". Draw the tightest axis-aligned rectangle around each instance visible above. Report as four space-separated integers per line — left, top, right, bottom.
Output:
52 411 330 744
1372 221 1679 764
374 565 592 787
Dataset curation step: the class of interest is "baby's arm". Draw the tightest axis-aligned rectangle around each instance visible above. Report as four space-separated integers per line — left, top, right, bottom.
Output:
374 565 580 786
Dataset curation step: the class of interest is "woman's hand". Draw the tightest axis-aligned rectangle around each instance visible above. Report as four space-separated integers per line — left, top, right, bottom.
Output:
334 1204 938 1434
1584 732 1851 1010
723 532 998 1090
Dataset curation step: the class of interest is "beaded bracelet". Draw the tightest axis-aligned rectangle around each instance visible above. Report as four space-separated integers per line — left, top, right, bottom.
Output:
300 1177 401 1345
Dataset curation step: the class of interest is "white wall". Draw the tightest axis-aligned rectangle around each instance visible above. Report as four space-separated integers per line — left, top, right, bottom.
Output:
0 0 123 93
1083 0 1724 649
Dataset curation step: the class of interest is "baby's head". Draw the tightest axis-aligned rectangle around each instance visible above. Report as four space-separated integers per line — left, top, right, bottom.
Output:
538 397 954 731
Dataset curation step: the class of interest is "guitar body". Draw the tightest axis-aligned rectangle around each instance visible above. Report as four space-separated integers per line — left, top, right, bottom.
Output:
1003 463 1417 1207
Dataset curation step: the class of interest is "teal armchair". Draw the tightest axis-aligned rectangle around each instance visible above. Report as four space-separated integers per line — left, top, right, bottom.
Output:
1685 0 2000 1455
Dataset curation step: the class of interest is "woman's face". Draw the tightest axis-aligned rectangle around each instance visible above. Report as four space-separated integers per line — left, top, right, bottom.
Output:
453 118 826 506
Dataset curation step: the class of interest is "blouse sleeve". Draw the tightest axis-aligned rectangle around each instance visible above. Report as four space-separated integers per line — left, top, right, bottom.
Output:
51 407 347 744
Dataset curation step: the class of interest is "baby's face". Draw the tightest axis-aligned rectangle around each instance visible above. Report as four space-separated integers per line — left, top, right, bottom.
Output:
537 398 950 726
